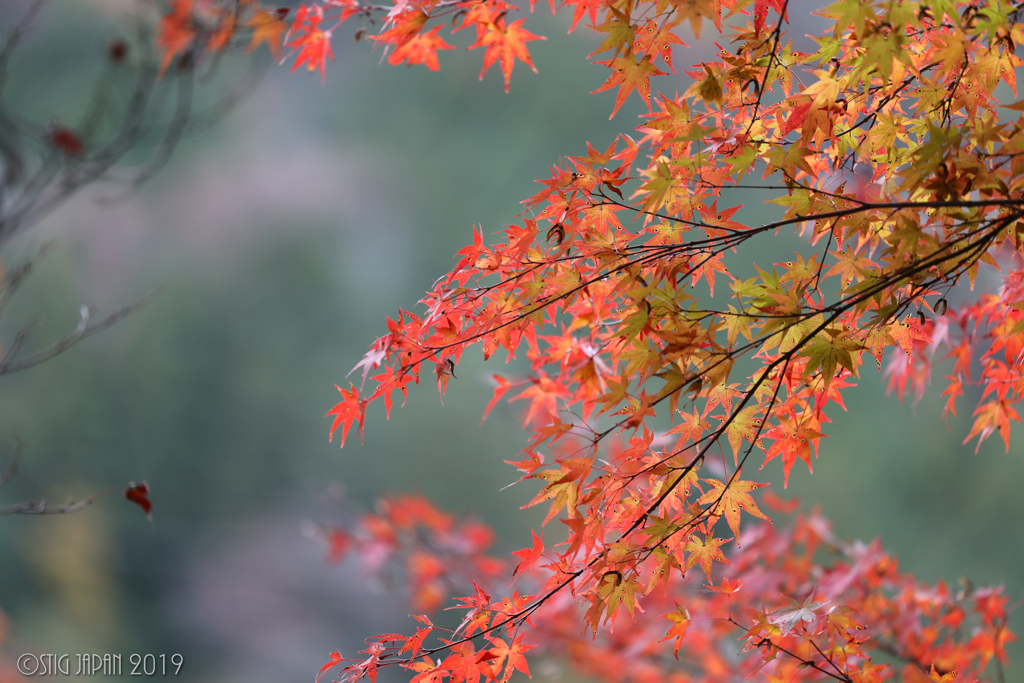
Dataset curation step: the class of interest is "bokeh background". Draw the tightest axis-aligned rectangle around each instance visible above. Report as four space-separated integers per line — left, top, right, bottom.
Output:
0 1 1021 682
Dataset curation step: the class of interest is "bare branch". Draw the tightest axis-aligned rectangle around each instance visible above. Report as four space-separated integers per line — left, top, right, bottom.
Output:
0 435 22 488
0 487 120 516
0 287 161 375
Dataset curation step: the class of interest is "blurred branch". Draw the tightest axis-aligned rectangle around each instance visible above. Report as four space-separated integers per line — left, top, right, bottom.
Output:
0 0 47 93
0 432 151 518
0 0 238 526
0 486 120 515
0 241 54 319
0 5 260 246
0 436 21 488
0 287 161 375
0 2 255 374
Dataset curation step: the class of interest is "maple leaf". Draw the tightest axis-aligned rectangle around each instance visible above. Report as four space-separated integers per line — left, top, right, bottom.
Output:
124 481 153 524
697 477 770 545
886 315 932 356
435 358 457 403
591 55 665 119
441 644 499 683
510 372 569 426
47 126 85 157
767 594 828 635
156 0 195 76
660 605 690 658
389 27 455 71
963 399 1020 452
588 9 634 59
631 18 687 73
325 529 350 563
511 530 544 582
600 572 642 625
723 405 765 462
488 635 535 682
469 19 545 92
348 335 391 391
659 0 720 38
802 327 863 390
408 657 448 683
286 5 335 82
326 383 367 448
753 0 787 37
764 413 823 487
683 531 730 581
246 8 288 61
317 652 345 683
482 374 515 424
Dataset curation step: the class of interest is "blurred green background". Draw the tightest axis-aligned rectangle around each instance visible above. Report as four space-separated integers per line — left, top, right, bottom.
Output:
0 1 1020 682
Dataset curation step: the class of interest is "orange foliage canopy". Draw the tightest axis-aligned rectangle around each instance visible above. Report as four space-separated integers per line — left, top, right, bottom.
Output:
156 0 1023 681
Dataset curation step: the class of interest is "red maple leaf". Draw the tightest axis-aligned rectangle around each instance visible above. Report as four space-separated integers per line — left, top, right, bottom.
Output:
317 652 345 683
511 530 544 582
326 383 367 447
48 126 85 157
286 5 335 82
125 481 153 524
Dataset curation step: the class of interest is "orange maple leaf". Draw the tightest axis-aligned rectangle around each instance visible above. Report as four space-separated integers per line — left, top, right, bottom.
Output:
157 0 195 77
697 477 770 545
388 27 455 71
469 18 545 92
591 54 665 118
683 531 730 581
206 12 236 54
246 8 287 61
631 18 687 73
887 315 932 356
488 635 535 683
660 605 690 658
963 398 1021 452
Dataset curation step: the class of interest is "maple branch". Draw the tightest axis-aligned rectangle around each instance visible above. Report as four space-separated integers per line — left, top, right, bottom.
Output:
744 0 790 133
727 616 853 683
499 211 1015 591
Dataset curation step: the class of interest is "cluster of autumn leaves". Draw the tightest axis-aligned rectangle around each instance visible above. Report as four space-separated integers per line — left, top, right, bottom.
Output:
312 493 1014 683
156 0 544 87
155 0 1024 681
